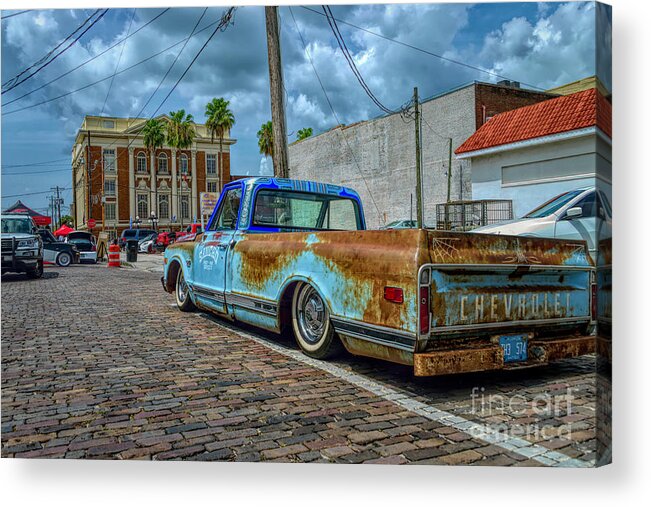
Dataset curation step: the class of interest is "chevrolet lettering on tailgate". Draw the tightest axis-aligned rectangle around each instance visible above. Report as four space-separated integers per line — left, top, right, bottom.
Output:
161 178 595 376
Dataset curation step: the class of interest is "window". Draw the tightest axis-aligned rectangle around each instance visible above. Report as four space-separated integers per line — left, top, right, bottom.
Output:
252 190 361 231
103 149 116 172
181 195 190 220
158 153 168 174
137 152 147 173
206 154 217 175
105 203 116 221
524 190 585 218
209 187 242 231
104 179 116 196
207 181 218 193
137 193 148 217
180 154 189 175
158 194 169 219
102 120 115 129
571 192 597 218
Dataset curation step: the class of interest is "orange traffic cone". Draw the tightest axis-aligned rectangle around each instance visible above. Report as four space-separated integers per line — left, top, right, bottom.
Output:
108 243 121 268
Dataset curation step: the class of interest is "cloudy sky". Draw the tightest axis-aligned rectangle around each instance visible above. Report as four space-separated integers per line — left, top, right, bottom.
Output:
1 2 611 215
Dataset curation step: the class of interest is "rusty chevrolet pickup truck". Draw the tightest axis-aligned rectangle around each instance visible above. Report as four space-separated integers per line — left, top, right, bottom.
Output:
162 177 595 376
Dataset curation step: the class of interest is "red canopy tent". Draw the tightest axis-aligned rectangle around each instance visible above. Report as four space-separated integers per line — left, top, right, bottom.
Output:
54 224 75 236
3 200 51 227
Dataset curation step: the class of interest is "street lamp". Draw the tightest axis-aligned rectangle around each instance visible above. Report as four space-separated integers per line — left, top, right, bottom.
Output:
134 215 142 230
149 212 159 232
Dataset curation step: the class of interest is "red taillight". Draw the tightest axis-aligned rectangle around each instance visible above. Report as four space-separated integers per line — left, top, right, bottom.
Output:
419 286 430 335
384 286 404 304
591 283 597 320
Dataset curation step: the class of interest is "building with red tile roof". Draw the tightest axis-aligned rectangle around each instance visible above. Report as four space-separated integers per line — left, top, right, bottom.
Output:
456 88 611 156
455 88 611 218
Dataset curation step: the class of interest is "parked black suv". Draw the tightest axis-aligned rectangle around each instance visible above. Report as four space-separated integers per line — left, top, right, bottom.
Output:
119 229 157 249
1 214 43 278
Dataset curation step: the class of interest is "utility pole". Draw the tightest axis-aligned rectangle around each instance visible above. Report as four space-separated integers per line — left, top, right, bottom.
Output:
265 6 289 178
51 186 62 228
414 87 423 229
447 138 453 203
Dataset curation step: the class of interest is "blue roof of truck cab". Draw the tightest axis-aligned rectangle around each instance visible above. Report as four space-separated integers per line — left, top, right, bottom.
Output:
235 177 362 201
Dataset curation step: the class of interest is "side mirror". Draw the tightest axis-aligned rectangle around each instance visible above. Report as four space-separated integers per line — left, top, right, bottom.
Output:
565 207 583 219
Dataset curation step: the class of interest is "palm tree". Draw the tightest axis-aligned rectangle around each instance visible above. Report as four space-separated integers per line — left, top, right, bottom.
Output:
296 127 313 141
205 97 235 187
166 110 196 228
257 121 274 159
141 118 165 226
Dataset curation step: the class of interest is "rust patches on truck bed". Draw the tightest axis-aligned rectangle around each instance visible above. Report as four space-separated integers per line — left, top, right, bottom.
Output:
428 231 592 267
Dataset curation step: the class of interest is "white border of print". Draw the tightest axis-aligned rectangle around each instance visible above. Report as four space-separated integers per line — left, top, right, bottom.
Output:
1 1 649 507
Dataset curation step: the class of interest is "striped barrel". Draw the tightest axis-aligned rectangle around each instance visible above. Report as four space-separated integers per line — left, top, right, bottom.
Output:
107 244 121 268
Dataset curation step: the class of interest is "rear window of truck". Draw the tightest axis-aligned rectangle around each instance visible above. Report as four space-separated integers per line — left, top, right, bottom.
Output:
252 190 361 231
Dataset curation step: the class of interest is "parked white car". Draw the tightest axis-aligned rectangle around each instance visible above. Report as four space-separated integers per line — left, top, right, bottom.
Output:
474 186 611 261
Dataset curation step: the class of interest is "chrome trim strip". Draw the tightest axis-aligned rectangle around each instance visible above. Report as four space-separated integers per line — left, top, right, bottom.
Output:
227 292 278 317
430 316 591 334
190 284 226 303
331 316 416 352
429 263 593 272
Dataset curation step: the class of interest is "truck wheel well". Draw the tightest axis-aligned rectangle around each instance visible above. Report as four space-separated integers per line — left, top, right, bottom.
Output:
278 281 300 335
167 260 181 292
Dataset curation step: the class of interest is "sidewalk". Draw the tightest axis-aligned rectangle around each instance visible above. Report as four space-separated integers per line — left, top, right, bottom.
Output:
120 251 165 273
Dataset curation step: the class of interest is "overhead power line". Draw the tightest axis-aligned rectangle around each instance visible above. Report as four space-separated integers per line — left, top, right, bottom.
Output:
287 6 381 223
1 10 30 20
2 9 109 94
301 5 544 91
1 188 70 200
99 8 137 117
321 5 395 115
3 8 170 108
132 7 209 120
1 158 69 168
2 10 233 117
2 167 71 176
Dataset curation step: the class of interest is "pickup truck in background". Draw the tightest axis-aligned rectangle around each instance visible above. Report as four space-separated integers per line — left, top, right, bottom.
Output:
161 177 595 376
175 223 203 243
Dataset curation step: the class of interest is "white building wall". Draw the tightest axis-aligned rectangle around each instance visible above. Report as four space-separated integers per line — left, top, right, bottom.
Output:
288 86 476 229
470 134 612 218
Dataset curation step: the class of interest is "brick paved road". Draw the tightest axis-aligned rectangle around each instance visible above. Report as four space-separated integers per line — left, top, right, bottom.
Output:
1 265 597 465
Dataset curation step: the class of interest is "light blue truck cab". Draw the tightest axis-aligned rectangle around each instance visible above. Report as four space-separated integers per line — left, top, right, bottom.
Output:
162 177 595 376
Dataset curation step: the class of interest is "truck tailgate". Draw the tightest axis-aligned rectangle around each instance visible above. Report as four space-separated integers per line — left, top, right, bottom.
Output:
426 232 592 335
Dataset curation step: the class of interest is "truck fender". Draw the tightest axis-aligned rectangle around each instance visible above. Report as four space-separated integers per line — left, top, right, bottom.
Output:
277 276 334 333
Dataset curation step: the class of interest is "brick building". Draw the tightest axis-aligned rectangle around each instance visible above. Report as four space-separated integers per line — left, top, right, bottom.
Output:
288 81 556 229
71 115 236 238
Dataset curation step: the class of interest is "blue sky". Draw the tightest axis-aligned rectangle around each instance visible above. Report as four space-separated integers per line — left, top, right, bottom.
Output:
1 2 611 215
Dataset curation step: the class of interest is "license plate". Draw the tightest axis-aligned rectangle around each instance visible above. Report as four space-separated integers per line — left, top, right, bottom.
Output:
499 334 528 363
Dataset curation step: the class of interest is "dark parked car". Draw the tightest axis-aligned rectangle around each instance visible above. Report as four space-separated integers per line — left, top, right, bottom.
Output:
119 229 157 249
65 231 97 264
37 229 80 267
1 213 43 278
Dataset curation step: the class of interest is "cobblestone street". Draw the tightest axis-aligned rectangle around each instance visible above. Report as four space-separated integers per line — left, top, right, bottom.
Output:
1 265 597 465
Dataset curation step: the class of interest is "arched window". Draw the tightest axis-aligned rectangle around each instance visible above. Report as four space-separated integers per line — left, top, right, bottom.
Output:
158 194 170 220
158 153 168 174
180 154 189 175
181 194 190 220
137 152 147 173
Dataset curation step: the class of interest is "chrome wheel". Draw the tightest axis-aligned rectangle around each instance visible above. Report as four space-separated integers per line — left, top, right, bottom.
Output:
291 282 341 359
175 266 196 312
296 285 327 344
177 270 188 303
57 252 71 267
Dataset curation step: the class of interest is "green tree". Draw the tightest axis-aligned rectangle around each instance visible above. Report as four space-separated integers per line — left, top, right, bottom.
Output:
166 110 196 227
257 121 274 158
141 118 166 225
296 127 313 141
60 214 74 226
142 117 165 166
205 97 235 185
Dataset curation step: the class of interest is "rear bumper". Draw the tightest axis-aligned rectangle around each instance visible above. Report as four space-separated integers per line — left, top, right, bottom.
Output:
79 251 97 262
413 335 595 376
